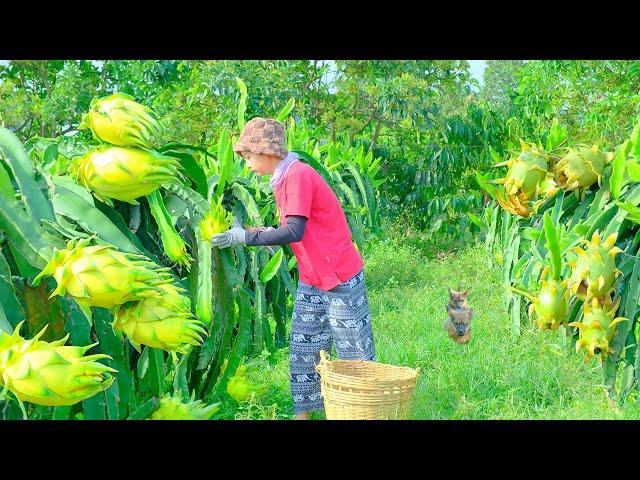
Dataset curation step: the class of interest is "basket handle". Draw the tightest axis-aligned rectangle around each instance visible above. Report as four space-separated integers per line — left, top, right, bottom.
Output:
319 349 329 363
315 350 329 375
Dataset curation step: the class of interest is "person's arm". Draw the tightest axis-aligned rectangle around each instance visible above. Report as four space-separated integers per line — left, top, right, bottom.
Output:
245 215 307 246
212 167 313 250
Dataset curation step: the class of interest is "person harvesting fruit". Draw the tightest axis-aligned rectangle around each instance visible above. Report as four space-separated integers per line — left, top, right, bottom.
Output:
212 117 376 420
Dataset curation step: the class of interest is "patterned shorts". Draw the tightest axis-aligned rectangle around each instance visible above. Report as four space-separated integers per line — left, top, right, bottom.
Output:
290 269 376 414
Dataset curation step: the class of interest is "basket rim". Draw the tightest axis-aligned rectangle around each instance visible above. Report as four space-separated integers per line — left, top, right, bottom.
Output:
317 373 419 395
319 370 418 389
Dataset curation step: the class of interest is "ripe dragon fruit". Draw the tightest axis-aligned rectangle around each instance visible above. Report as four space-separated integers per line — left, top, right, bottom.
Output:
569 296 627 361
553 145 612 195
32 237 174 319
78 92 163 149
491 140 555 218
567 231 622 301
0 322 115 414
112 282 208 354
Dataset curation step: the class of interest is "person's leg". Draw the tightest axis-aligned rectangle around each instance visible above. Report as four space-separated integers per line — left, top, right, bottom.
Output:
290 281 332 419
327 269 376 361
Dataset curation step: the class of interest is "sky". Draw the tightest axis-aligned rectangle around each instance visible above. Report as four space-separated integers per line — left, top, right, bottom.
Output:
468 60 487 88
0 59 489 89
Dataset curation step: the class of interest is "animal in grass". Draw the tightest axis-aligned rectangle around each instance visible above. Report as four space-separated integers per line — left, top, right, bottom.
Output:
444 287 474 344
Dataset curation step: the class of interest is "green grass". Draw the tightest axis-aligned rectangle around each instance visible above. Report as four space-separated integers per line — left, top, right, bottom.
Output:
219 238 640 420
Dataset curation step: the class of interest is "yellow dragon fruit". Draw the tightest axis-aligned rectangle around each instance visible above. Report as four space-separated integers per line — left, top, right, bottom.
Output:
225 357 268 403
78 92 163 149
112 282 208 354
532 275 569 330
553 145 612 195
148 392 220 420
32 237 174 319
69 145 182 204
495 190 544 218
492 140 550 200
491 140 554 218
569 296 627 361
226 375 268 403
0 322 116 413
198 194 233 242
513 267 569 331
567 231 622 301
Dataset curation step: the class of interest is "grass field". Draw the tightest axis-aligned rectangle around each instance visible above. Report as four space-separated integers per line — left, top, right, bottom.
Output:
217 237 640 420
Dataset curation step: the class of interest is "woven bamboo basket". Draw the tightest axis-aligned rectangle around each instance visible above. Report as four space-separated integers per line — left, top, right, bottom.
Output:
315 350 420 420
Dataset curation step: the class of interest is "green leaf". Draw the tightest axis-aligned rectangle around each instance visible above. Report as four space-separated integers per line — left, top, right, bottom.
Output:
82 392 106 420
147 190 191 271
259 248 283 283
172 352 190 399
231 183 263 227
587 188 607 218
546 118 567 151
216 130 234 199
488 145 503 164
52 405 71 420
42 144 58 170
585 204 618 240
52 184 141 254
93 307 133 419
214 287 252 396
628 160 640 182
0 303 12 334
93 200 153 258
474 171 496 198
287 254 297 270
511 255 529 281
0 127 56 223
162 150 208 199
521 227 541 241
279 255 296 296
104 383 120 420
335 180 360 213
63 297 92 344
610 141 628 199
0 194 56 269
630 119 640 158
0 276 26 328
542 212 561 280
142 347 165 398
344 163 372 228
195 238 213 327
51 175 95 204
251 251 266 354
467 212 483 228
196 247 240 395
511 294 521 336
0 162 14 201
276 97 296 122
137 346 150 379
236 77 248 131
617 201 640 224
127 397 159 420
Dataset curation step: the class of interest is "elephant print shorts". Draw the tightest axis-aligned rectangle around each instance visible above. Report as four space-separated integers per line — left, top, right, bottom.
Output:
289 269 376 414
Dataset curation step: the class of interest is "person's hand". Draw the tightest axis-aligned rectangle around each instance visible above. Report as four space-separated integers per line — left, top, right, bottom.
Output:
212 216 247 249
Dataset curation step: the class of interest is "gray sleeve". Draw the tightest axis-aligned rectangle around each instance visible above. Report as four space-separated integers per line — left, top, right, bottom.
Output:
245 215 307 246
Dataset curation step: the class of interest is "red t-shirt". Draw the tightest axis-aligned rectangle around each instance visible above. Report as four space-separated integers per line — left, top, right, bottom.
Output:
274 162 364 291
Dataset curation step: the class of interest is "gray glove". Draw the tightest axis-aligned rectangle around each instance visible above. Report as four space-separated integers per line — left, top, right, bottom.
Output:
211 216 247 249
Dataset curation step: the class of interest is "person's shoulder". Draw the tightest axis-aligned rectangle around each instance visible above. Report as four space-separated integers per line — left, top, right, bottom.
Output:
291 161 320 180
